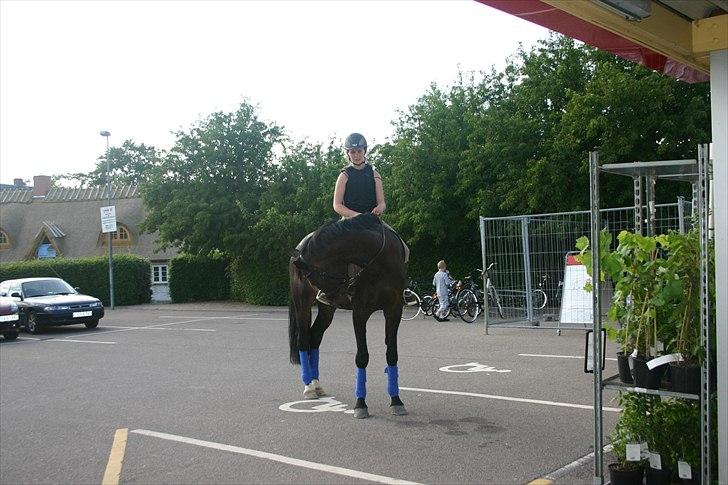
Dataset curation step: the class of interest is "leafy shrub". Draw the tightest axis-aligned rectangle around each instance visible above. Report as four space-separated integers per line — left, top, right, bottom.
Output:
229 256 288 305
0 254 151 306
168 254 230 302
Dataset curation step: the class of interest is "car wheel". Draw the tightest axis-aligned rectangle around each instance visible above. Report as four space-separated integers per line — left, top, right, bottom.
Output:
27 312 43 334
2 331 19 341
85 320 99 329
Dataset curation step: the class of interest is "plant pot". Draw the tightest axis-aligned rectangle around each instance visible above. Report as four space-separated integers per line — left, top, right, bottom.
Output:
645 466 672 485
680 474 701 484
670 362 700 395
616 352 634 384
633 356 666 389
608 462 644 485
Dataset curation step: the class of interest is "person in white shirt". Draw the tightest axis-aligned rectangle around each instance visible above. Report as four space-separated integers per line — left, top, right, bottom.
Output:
432 260 454 321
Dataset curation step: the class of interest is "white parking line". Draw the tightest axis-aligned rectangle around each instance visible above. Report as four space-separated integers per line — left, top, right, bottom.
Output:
103 325 215 332
48 338 116 345
519 353 617 361
8 336 116 344
399 387 621 412
131 429 420 485
158 315 287 321
69 316 229 338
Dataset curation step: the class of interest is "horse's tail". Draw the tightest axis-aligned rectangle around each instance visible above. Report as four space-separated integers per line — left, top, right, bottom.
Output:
288 298 301 365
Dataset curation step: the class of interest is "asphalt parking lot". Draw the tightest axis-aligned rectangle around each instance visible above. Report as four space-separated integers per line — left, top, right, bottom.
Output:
0 302 620 484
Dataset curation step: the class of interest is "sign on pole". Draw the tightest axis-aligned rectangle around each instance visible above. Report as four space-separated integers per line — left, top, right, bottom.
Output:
100 206 117 233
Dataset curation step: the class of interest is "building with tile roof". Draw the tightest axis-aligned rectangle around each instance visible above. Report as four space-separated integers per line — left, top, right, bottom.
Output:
0 176 179 301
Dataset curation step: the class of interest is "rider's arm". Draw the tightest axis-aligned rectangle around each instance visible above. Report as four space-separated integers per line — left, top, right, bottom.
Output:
372 169 386 216
333 172 361 218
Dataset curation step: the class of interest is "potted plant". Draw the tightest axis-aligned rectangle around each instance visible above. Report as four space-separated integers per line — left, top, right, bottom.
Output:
576 230 633 383
608 393 649 484
659 398 701 484
577 230 667 387
658 229 706 395
642 398 675 485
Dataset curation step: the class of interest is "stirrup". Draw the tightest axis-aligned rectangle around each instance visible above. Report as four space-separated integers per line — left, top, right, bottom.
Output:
316 290 336 307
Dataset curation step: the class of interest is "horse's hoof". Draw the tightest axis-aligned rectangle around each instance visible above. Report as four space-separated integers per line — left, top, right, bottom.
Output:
353 407 370 419
391 405 408 415
311 379 327 397
303 384 318 399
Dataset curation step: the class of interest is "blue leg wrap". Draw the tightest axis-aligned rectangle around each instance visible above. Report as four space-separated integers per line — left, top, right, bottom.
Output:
309 349 320 380
299 350 312 385
385 365 399 397
355 367 367 399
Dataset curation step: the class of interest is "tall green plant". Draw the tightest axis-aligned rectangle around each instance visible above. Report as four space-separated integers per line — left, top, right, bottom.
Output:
657 229 706 364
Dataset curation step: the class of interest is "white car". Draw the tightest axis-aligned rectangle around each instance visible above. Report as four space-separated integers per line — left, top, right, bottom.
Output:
0 296 21 341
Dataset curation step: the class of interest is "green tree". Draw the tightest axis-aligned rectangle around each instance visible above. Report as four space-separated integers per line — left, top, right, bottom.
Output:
61 140 162 186
247 140 345 260
139 100 284 256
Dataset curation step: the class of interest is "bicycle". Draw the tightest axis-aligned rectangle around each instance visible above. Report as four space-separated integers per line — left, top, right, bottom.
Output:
402 280 423 321
455 264 504 322
532 274 548 310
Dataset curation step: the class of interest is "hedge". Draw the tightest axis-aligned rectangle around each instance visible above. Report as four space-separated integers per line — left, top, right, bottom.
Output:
168 254 230 303
0 254 151 306
229 256 288 306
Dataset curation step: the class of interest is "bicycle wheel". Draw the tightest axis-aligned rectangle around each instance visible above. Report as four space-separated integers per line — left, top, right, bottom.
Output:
457 289 480 323
489 287 505 318
449 294 461 317
431 299 450 320
532 289 547 310
422 295 434 316
401 289 422 321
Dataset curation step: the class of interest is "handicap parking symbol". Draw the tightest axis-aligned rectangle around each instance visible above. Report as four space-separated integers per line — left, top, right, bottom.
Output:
279 396 355 414
439 362 511 373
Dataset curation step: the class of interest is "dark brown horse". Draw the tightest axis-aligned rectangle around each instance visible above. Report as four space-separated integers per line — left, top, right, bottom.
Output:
288 213 408 418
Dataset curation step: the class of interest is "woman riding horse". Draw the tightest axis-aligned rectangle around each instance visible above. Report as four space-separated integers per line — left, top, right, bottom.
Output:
289 214 408 418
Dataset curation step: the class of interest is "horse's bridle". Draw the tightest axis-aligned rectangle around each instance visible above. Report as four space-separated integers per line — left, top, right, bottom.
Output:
299 220 387 295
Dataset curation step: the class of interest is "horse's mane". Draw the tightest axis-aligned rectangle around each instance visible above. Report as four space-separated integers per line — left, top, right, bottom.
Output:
306 213 383 255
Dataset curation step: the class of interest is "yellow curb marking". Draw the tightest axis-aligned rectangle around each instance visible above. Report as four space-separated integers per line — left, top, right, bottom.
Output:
102 428 128 485
528 480 553 485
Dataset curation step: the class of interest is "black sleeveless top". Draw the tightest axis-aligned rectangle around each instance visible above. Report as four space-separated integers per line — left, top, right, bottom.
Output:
343 164 377 213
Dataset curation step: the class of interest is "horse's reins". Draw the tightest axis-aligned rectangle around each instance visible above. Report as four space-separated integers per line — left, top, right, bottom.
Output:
303 220 387 294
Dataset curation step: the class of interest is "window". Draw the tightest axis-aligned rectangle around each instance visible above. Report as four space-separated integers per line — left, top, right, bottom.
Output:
152 264 168 284
101 224 132 246
113 226 130 241
36 236 57 259
0 229 9 250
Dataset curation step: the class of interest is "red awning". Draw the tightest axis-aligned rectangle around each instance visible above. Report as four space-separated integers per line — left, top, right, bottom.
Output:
476 0 709 83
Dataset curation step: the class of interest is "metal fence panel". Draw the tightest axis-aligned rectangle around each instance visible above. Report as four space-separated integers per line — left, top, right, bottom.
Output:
479 201 691 331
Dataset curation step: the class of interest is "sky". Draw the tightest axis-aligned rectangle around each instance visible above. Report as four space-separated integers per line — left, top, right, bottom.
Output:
0 0 550 186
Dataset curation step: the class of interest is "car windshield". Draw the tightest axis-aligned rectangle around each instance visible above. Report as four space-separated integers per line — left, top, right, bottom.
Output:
22 280 76 298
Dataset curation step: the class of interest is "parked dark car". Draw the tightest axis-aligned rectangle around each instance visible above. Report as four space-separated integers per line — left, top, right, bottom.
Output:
0 296 21 341
0 278 104 334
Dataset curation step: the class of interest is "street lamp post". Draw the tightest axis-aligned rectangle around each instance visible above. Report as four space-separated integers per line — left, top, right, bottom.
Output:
100 130 114 309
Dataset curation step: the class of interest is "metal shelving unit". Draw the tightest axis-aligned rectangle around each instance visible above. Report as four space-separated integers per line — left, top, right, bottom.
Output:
602 375 699 401
588 145 713 484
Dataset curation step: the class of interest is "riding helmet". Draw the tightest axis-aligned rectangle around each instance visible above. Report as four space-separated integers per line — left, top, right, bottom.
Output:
344 133 367 151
